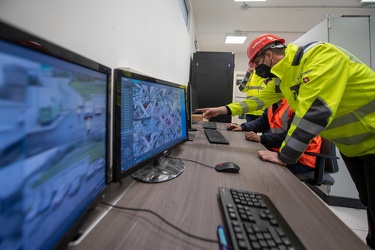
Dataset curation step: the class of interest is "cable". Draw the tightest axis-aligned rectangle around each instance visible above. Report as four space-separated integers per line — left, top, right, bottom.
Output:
100 201 218 244
167 156 214 169
217 128 228 131
198 129 205 136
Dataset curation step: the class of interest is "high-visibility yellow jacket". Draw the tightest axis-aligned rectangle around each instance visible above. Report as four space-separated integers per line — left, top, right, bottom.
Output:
238 72 267 116
228 42 375 163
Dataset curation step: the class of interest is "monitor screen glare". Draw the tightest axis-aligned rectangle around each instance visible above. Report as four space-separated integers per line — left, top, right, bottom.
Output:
113 69 188 183
0 38 110 250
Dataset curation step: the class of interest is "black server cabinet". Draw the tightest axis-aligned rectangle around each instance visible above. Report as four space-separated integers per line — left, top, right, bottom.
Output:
190 51 235 123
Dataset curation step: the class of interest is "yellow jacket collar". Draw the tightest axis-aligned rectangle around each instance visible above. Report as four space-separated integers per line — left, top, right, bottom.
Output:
271 44 299 78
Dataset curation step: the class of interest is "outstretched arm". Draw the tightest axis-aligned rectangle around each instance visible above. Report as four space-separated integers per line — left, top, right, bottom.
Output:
195 106 228 120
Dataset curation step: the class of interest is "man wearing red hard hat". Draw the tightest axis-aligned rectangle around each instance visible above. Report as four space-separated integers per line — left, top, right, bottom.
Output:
197 34 375 249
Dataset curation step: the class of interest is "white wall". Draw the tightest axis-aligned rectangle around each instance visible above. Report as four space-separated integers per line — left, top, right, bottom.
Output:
0 0 196 86
234 53 249 72
293 19 328 46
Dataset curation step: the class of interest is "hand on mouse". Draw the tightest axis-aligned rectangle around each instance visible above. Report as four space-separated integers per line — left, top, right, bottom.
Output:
258 150 287 166
226 123 241 131
245 131 260 142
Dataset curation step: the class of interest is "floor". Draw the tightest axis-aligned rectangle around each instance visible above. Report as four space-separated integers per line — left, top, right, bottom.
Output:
303 183 368 244
329 205 368 244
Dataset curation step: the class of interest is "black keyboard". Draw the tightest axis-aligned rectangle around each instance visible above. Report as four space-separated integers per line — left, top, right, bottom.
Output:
203 121 217 129
204 129 229 145
218 187 305 250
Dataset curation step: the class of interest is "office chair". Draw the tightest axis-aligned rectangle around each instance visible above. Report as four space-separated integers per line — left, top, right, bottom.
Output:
295 138 339 186
296 139 367 208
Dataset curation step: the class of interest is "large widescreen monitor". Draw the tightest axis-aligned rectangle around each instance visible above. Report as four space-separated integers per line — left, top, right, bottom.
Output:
0 20 111 250
113 68 188 183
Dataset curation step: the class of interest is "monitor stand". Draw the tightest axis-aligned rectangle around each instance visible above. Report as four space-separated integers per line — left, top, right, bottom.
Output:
188 128 197 141
131 157 185 183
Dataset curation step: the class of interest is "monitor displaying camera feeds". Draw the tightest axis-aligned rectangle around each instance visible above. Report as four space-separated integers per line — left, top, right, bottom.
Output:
113 69 188 183
0 20 111 250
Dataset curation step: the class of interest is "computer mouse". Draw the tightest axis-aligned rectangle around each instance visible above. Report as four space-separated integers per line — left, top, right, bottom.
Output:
226 123 238 131
215 162 240 173
227 125 236 131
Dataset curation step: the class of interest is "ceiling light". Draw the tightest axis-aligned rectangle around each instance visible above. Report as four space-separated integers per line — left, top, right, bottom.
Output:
234 0 266 2
225 34 247 44
360 0 375 2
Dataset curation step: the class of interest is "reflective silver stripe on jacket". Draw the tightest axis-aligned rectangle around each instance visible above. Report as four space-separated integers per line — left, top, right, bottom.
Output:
328 99 375 128
332 133 373 145
238 81 247 91
247 86 264 90
240 96 264 113
281 97 330 163
279 136 306 164
270 105 290 133
327 99 374 145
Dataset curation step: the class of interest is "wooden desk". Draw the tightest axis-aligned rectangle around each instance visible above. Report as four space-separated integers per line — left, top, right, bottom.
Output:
70 123 369 250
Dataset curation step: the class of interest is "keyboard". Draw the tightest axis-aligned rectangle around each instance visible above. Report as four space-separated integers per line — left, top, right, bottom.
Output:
204 129 229 145
218 187 305 250
203 121 217 129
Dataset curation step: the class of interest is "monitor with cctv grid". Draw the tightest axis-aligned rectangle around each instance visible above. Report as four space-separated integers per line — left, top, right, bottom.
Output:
112 68 188 183
0 20 111 250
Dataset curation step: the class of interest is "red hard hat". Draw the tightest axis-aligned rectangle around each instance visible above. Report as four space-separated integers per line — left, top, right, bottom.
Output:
247 34 285 63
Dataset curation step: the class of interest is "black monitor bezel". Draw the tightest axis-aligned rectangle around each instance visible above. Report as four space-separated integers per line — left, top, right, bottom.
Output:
112 68 188 182
186 81 193 130
0 19 112 250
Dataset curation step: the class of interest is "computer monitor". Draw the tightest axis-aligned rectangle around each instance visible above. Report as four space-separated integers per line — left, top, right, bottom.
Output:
186 58 194 131
113 68 188 183
186 81 193 130
0 20 111 249
186 81 198 141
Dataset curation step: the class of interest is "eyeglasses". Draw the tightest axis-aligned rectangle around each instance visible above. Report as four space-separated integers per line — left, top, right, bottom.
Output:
252 57 261 67
252 53 266 67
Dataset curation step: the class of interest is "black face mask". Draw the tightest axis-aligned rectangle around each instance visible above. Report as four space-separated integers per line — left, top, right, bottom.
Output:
255 64 275 78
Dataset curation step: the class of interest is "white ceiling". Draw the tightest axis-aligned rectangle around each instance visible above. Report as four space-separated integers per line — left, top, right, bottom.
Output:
190 0 375 54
